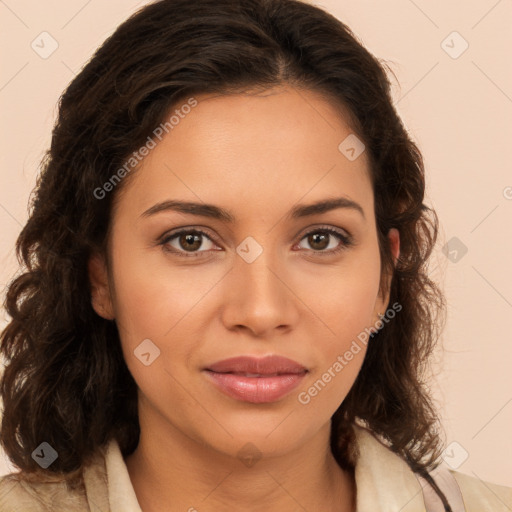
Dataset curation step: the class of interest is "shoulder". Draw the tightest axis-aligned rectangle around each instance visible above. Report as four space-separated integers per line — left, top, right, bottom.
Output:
0 471 89 512
449 469 512 511
0 445 110 512
352 422 512 510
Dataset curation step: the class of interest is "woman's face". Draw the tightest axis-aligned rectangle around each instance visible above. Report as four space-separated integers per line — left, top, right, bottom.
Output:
89 85 399 460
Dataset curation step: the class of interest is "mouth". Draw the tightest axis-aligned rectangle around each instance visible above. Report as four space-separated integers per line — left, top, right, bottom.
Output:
209 371 306 377
204 354 308 375
203 355 308 403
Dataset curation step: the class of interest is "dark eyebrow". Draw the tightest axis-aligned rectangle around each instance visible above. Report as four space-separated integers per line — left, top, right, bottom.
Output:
140 196 365 222
289 197 365 220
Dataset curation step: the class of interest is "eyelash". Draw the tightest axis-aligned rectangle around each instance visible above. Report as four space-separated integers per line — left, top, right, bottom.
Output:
159 226 354 258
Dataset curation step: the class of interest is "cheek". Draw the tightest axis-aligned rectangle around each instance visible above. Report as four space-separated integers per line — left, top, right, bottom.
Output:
300 250 381 333
318 282 375 379
109 232 214 341
109 239 225 395
291 266 379 406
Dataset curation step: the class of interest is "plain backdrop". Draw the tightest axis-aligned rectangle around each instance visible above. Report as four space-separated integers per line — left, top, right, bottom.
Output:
0 0 511 487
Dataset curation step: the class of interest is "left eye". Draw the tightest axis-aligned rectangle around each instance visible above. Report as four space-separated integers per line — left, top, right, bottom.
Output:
160 227 353 257
296 228 352 254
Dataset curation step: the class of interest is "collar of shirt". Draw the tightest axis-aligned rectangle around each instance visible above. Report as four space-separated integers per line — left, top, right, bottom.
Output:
92 423 427 512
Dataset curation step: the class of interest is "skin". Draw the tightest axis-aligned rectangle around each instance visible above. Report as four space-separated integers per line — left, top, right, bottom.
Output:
89 85 400 512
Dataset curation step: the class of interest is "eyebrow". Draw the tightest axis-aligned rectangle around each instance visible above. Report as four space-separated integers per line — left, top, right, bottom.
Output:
140 196 365 222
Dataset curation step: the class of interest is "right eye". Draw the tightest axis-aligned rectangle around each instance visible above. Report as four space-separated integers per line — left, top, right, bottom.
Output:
159 228 222 258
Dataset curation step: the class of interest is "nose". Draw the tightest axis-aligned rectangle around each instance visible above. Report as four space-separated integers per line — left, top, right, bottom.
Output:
220 249 300 338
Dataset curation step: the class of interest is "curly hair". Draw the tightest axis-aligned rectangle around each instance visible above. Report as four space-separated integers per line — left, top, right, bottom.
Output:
0 0 447 499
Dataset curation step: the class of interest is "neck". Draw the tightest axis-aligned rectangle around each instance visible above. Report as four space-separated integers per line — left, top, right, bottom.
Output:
125 417 356 512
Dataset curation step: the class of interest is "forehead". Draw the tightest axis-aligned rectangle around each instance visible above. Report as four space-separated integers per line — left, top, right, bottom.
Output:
114 86 373 223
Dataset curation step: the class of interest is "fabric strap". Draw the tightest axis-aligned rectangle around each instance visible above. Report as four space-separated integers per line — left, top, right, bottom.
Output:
416 465 467 512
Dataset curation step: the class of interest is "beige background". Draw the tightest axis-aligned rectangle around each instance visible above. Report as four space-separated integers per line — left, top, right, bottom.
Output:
0 0 511 487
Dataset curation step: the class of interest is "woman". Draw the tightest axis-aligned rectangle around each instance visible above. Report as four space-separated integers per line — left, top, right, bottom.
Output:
0 0 510 510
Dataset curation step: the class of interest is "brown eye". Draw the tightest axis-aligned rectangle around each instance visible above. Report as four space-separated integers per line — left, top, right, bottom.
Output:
159 226 353 259
306 232 330 250
297 227 353 255
178 233 203 252
161 229 219 257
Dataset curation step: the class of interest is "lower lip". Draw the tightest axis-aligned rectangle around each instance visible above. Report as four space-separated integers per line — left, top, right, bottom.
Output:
204 371 307 403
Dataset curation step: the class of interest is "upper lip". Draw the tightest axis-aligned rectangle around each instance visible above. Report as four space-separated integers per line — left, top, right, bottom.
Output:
204 355 307 375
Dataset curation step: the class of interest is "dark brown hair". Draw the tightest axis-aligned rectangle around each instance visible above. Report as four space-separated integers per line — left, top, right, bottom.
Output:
1 0 447 503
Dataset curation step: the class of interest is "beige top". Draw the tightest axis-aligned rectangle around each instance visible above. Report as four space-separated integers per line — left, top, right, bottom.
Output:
0 424 511 511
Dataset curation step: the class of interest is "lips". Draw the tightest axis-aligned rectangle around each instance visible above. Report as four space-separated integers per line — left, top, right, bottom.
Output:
205 355 307 375
203 355 308 403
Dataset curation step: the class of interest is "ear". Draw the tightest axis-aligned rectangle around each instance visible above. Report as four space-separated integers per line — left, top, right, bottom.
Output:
88 252 115 320
388 227 400 267
375 228 400 318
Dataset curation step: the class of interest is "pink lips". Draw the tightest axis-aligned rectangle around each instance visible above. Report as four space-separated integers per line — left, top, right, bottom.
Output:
203 355 308 404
